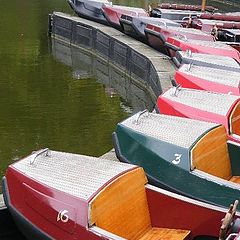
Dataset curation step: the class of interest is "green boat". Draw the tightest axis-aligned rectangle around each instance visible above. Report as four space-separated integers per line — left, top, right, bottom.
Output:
113 110 240 209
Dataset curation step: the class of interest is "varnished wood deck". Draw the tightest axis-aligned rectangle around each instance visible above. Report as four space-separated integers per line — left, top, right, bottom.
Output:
191 125 231 180
139 228 190 240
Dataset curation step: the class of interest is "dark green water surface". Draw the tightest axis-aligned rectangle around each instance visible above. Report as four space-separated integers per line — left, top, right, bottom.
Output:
0 0 239 184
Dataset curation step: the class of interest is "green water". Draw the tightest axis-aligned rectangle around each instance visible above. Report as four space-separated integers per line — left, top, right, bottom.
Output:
0 0 129 181
0 0 239 185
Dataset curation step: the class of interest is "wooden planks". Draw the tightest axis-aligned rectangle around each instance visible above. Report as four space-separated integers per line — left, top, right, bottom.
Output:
230 176 240 184
139 228 191 240
230 102 240 136
90 168 151 239
191 126 232 180
90 167 191 239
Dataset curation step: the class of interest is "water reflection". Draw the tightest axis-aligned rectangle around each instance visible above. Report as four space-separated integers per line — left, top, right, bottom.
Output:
51 38 156 113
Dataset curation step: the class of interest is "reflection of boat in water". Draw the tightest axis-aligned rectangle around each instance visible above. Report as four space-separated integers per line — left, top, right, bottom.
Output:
51 38 155 112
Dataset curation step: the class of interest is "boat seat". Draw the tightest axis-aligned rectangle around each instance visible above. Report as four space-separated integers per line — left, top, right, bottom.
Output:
230 102 240 136
89 167 190 240
191 125 232 180
230 176 240 184
138 227 190 240
191 125 240 182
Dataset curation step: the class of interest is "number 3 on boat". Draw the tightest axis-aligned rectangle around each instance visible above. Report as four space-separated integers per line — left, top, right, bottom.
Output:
113 111 240 210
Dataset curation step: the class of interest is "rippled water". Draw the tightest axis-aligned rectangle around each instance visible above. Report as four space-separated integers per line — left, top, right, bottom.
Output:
0 0 239 185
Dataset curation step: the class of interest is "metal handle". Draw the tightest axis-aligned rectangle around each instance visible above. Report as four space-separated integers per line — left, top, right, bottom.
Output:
186 49 192 57
134 110 149 125
186 62 193 72
29 148 49 165
225 233 238 240
170 85 181 97
159 21 167 28
175 33 188 41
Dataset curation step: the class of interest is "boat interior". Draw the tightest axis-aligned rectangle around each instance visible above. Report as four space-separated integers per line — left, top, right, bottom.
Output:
190 125 240 184
230 101 240 137
89 167 191 240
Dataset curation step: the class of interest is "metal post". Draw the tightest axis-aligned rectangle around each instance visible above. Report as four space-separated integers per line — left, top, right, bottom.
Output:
201 0 207 12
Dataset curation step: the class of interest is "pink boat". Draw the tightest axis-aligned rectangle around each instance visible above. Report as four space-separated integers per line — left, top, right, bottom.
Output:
173 50 240 72
200 13 240 22
165 36 240 61
102 4 148 30
158 87 240 144
159 3 217 13
145 23 214 52
175 64 240 95
192 19 240 33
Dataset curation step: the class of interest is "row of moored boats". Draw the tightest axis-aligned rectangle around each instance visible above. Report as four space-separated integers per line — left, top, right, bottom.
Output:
3 1 240 240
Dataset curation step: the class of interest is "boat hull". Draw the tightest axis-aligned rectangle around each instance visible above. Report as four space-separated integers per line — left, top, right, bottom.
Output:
67 0 109 26
4 149 240 239
0 198 26 240
173 51 240 72
200 13 240 22
159 3 217 13
3 170 231 240
175 68 240 95
113 126 240 210
102 5 147 31
120 15 147 42
145 25 167 53
157 91 240 144
165 37 240 61
2 169 102 240
2 177 52 240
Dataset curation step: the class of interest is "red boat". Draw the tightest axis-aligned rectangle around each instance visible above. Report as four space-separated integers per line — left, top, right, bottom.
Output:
192 19 240 33
173 51 240 72
159 3 217 13
158 87 240 144
165 36 240 61
200 13 240 22
145 24 214 52
102 4 148 30
229 42 240 52
175 64 240 95
3 149 240 240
